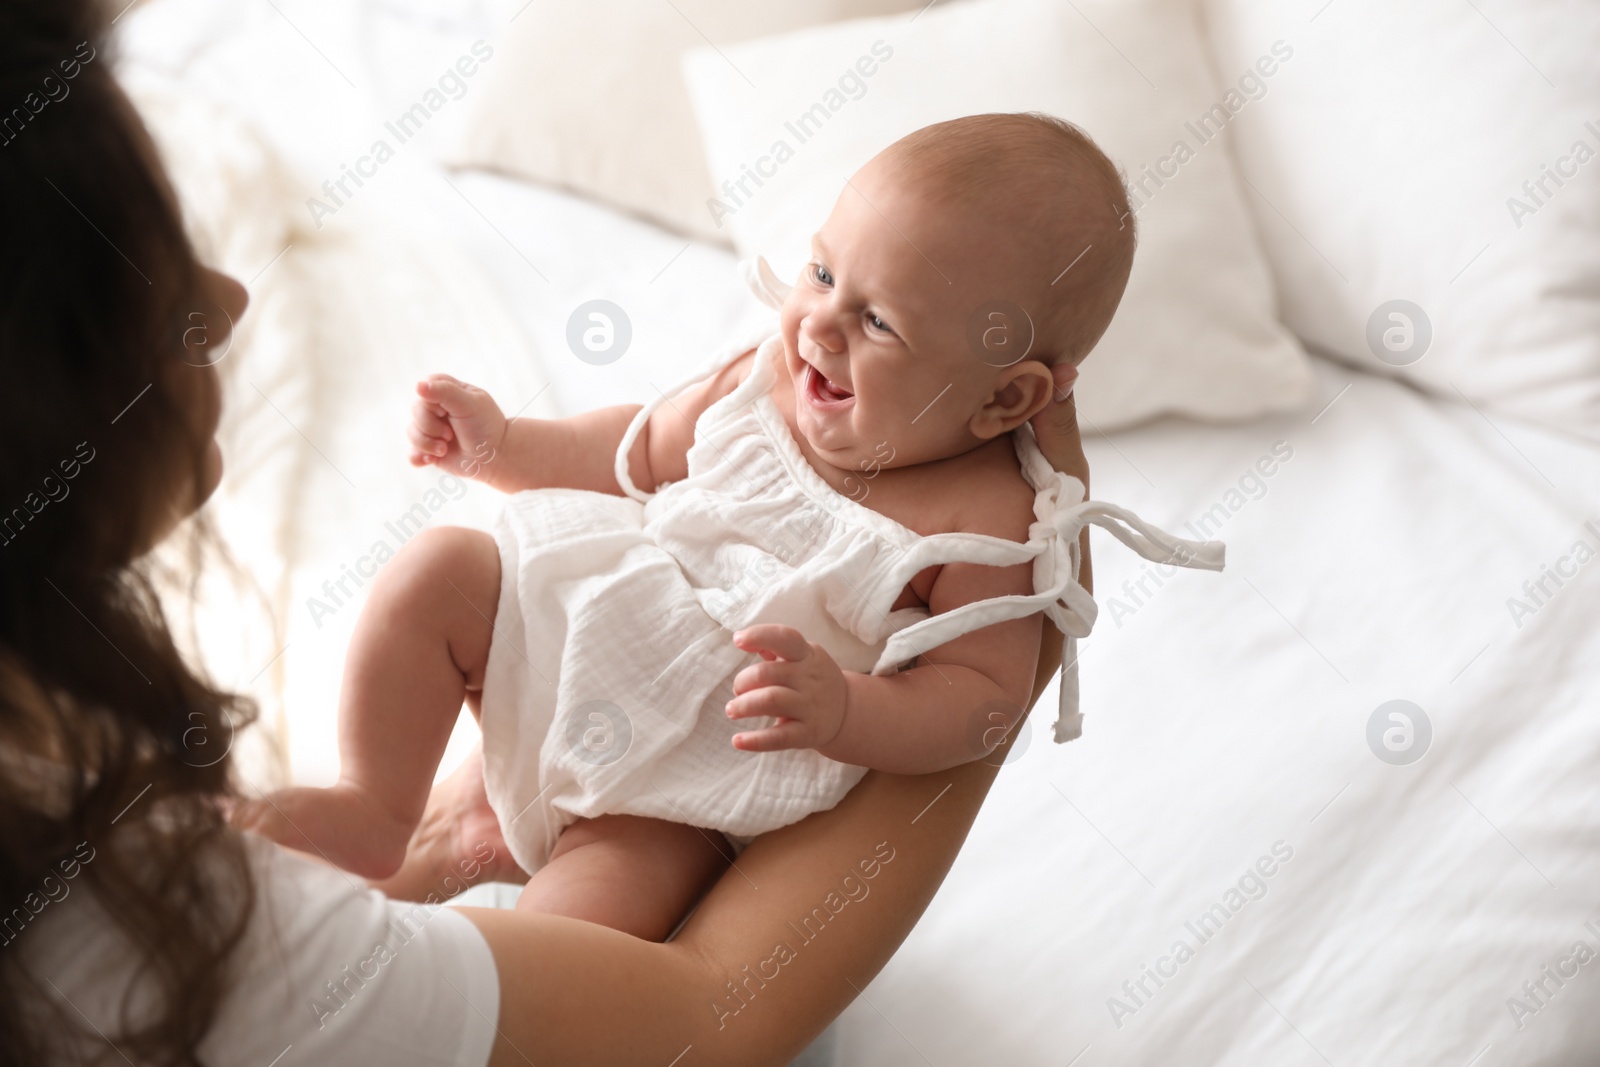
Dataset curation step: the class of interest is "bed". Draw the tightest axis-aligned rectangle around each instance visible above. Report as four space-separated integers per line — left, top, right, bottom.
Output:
119 0 1600 1063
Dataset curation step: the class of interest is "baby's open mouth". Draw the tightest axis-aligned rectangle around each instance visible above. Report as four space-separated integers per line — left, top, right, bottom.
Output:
803 362 855 407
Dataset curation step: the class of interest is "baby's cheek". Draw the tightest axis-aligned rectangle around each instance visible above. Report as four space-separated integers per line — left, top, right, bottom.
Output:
778 296 806 349
853 381 910 454
872 366 939 425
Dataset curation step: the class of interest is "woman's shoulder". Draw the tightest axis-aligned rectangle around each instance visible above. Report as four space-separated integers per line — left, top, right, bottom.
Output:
21 835 501 1067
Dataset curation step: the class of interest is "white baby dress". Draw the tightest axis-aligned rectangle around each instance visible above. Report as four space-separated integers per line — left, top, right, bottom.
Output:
478 259 1225 874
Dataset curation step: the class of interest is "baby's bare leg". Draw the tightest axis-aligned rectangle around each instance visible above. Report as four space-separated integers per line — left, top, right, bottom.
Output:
239 526 500 880
516 814 732 941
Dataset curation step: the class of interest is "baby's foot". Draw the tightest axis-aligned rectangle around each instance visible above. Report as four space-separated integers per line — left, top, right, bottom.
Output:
369 748 527 902
233 784 415 881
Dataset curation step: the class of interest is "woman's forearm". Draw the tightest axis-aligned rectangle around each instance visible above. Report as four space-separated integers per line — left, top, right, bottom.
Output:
666 754 1006 1064
464 752 1004 1067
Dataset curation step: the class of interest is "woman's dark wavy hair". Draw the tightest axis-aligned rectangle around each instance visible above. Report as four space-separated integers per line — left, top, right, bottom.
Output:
0 1 256 1063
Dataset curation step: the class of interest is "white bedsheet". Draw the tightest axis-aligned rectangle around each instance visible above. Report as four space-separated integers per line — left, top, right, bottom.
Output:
879 363 1600 1066
119 2 1600 1064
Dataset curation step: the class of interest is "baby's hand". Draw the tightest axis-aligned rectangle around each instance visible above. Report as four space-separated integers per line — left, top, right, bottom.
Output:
410 374 506 479
726 625 848 753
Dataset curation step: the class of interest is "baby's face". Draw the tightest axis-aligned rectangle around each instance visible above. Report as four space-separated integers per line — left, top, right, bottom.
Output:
778 161 1059 474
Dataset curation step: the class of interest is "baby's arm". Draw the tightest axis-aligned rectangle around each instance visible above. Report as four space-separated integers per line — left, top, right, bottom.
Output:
408 353 751 495
846 562 1044 771
725 452 1047 773
726 560 1042 775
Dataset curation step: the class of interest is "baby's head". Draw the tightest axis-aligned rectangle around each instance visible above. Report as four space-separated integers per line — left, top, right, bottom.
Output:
780 112 1135 472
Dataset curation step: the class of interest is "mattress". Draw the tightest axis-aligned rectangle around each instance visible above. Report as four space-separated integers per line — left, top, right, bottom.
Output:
118 2 1600 1064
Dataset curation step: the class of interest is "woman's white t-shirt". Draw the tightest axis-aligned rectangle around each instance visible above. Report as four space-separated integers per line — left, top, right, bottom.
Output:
19 834 500 1066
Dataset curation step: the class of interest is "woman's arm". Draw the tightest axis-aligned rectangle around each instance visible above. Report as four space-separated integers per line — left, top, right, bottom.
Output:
462 753 1004 1066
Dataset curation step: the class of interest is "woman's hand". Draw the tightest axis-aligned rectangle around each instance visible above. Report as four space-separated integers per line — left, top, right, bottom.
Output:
1028 362 1092 694
370 746 527 902
1030 363 1089 497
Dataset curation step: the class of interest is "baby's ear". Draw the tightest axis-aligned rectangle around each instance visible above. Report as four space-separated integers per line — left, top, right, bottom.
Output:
969 360 1057 440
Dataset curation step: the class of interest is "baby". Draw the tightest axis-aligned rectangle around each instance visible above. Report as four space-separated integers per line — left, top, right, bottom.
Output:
245 113 1222 940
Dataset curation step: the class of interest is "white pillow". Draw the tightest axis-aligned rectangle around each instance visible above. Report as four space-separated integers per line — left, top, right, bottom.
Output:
1201 0 1600 439
448 0 921 246
680 0 1313 431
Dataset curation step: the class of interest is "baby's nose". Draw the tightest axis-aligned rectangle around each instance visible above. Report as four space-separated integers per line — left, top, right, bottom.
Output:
803 314 846 353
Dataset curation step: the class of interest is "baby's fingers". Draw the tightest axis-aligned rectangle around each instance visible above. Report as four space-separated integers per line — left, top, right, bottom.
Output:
417 375 490 418
732 624 811 663
416 372 466 402
412 399 454 439
724 686 795 721
407 422 450 458
731 721 810 753
731 658 800 696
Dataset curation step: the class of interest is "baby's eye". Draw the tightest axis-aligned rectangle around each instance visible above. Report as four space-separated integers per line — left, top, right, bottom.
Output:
866 312 894 335
810 262 834 287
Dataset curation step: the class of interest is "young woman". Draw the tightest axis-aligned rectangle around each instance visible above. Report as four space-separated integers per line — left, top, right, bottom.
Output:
0 2 1092 1064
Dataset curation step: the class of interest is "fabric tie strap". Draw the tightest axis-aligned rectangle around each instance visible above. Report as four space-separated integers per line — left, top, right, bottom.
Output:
1031 477 1224 743
740 255 792 310
867 440 1224 744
